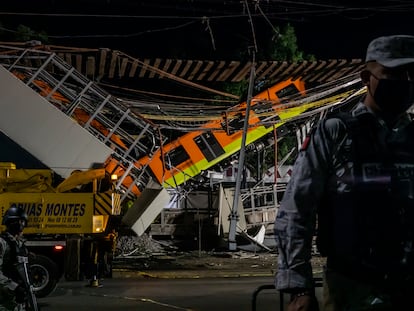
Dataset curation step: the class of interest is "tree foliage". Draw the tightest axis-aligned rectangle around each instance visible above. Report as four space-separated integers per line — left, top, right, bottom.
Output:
15 25 49 43
220 23 313 100
264 23 315 62
0 23 49 44
221 23 308 181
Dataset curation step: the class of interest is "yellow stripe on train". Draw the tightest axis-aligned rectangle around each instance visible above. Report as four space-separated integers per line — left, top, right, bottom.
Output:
162 88 361 187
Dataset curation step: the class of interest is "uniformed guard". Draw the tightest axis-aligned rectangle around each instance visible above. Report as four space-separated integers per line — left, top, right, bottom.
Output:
274 35 414 311
0 206 37 311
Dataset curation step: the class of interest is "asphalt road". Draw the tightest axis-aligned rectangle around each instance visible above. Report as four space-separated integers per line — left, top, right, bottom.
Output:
37 276 288 311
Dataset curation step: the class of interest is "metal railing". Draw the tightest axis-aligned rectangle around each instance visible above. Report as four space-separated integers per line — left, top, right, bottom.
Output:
241 183 287 230
0 45 160 202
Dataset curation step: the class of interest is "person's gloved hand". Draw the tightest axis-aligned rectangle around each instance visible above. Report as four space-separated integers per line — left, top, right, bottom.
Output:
14 285 28 303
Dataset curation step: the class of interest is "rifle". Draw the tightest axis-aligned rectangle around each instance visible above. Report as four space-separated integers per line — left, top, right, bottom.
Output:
16 255 39 311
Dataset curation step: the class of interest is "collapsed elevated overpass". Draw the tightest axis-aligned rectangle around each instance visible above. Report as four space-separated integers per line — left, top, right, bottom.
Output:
0 44 366 236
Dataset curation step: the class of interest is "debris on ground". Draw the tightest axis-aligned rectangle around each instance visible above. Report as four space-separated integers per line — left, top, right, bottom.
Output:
113 234 326 273
115 233 165 257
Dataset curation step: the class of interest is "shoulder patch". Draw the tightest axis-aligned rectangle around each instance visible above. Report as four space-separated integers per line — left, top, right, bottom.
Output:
300 135 311 151
299 123 317 151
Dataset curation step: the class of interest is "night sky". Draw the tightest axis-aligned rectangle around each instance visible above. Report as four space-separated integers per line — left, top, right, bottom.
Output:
1 0 414 61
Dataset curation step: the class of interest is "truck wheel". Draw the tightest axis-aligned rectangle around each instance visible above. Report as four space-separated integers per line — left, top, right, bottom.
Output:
30 254 59 298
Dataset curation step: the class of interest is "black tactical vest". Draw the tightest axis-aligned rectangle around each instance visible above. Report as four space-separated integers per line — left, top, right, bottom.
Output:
1 233 29 283
317 112 414 274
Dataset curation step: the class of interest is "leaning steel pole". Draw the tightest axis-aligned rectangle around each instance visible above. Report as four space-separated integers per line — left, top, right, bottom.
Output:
228 51 256 251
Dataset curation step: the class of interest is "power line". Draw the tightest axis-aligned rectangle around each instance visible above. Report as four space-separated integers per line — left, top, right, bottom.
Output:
1 3 413 41
48 21 198 39
1 3 414 20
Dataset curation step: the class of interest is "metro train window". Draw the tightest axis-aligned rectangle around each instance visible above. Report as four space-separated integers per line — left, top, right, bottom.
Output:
164 145 190 169
275 84 300 102
194 132 225 162
253 102 273 121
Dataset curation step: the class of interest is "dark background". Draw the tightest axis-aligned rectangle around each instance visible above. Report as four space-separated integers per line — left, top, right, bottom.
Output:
1 0 414 60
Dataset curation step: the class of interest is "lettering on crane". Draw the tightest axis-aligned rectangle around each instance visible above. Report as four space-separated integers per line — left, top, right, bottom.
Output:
10 203 42 216
9 202 86 217
3 197 93 233
45 203 86 217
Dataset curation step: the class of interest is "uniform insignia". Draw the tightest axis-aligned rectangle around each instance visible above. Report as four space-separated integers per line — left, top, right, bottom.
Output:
300 135 311 151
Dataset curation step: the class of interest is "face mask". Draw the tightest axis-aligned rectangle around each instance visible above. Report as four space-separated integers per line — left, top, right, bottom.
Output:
372 78 414 117
7 220 25 235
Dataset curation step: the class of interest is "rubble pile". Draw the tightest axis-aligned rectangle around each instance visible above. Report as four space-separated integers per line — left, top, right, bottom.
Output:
115 233 166 257
112 234 325 274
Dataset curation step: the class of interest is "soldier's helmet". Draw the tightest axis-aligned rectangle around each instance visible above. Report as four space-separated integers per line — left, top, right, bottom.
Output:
2 206 28 226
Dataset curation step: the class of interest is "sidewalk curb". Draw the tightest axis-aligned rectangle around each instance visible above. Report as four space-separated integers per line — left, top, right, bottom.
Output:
112 269 275 279
112 268 323 279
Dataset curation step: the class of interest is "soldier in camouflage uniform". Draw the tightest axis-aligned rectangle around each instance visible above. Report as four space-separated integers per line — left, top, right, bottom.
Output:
274 35 414 311
0 207 30 311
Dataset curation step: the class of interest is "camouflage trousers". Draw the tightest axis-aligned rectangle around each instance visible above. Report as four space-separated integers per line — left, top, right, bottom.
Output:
0 287 16 311
0 301 18 311
0 303 26 311
322 267 411 311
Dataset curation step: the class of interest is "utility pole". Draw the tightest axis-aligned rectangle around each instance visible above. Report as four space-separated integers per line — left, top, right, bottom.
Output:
228 50 256 251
